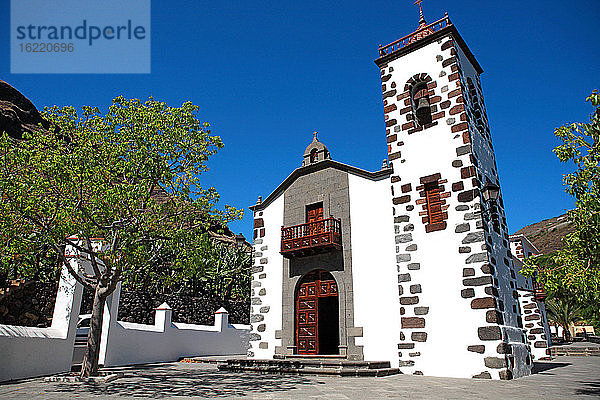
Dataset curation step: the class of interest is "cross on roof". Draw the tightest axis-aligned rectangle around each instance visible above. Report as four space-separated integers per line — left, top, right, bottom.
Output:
414 0 426 26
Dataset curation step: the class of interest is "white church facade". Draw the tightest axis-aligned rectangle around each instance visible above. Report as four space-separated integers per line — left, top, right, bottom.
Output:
247 11 548 380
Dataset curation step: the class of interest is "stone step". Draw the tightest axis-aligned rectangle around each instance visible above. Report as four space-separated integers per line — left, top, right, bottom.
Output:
288 360 391 369
550 346 600 357
218 363 399 377
217 358 399 376
276 354 347 359
225 358 391 369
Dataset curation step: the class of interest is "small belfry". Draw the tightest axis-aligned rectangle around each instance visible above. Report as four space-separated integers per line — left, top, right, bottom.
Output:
245 5 549 381
302 131 331 166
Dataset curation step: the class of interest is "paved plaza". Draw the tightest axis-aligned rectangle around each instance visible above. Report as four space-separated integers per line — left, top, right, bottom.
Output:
0 356 598 399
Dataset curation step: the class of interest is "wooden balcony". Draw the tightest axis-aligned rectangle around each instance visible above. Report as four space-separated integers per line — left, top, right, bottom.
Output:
281 217 342 258
378 14 451 57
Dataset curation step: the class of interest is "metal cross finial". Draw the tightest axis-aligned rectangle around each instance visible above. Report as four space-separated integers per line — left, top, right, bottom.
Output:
313 131 318 140
414 0 426 26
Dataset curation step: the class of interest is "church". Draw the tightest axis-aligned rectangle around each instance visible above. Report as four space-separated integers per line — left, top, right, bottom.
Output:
246 8 549 380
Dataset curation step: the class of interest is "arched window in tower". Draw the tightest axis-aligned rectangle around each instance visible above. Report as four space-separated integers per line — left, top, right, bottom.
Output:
411 81 432 125
310 148 318 163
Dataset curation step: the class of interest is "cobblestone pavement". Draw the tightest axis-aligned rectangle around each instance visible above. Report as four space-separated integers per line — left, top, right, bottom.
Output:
0 356 598 399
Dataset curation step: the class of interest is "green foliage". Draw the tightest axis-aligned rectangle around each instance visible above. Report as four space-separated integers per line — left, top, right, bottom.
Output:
545 297 585 340
125 236 251 301
0 96 242 288
0 244 59 285
522 90 600 329
0 96 243 375
550 91 600 297
198 239 251 300
185 237 251 300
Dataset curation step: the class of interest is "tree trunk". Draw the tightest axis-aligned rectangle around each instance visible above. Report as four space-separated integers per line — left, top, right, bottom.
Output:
80 284 109 378
224 279 234 301
562 324 571 342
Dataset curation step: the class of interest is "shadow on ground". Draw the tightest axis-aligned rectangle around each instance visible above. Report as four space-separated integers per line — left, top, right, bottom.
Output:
576 380 600 396
46 364 323 398
532 361 570 374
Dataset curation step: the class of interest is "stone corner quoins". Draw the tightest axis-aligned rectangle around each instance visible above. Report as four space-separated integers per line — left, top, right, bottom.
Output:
250 215 270 349
393 207 429 368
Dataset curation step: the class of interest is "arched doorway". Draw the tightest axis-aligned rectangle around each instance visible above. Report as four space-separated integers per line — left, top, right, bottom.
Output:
295 269 339 355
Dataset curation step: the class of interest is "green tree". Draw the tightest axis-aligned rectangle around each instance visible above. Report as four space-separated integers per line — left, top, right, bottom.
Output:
523 90 600 325
0 97 242 377
545 297 584 341
130 234 251 301
205 239 251 300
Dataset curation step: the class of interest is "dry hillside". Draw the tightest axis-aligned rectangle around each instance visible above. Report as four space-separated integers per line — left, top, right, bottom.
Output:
514 213 574 255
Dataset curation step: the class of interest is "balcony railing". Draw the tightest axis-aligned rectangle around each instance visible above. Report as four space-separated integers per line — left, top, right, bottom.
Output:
378 14 451 57
280 217 342 258
533 281 547 302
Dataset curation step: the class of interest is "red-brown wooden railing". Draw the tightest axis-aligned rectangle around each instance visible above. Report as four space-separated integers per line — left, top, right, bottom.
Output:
378 14 451 57
533 280 547 302
281 217 342 257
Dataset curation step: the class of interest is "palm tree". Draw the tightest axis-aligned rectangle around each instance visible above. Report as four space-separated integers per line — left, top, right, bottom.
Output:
545 297 585 341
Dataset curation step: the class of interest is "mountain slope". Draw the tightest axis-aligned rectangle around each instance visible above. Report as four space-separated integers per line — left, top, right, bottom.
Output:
513 213 574 255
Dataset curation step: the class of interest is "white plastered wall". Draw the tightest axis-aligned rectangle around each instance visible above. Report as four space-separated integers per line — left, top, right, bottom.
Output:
456 41 527 333
348 173 400 367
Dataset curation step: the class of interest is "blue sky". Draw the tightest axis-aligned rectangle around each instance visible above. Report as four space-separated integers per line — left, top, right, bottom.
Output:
1 0 598 240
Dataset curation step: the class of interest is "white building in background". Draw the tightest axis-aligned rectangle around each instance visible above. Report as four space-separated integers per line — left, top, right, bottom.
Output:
246 10 543 380
510 234 552 359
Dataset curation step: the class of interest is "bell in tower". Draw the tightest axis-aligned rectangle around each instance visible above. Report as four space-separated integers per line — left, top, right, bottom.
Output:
411 83 432 125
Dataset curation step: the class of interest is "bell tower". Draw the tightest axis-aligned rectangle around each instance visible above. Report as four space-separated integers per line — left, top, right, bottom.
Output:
375 5 532 379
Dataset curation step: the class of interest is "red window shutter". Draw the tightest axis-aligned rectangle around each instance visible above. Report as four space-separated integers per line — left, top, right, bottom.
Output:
425 182 443 224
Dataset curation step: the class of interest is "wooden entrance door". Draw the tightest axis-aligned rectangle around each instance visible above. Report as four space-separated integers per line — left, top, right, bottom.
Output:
296 270 338 355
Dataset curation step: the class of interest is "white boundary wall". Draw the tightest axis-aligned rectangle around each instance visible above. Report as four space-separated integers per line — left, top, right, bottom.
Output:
0 246 82 382
0 243 250 382
99 285 249 367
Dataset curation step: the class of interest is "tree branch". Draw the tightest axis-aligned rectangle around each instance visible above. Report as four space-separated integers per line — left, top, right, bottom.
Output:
108 266 122 293
64 237 99 257
52 243 94 290
85 236 102 278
